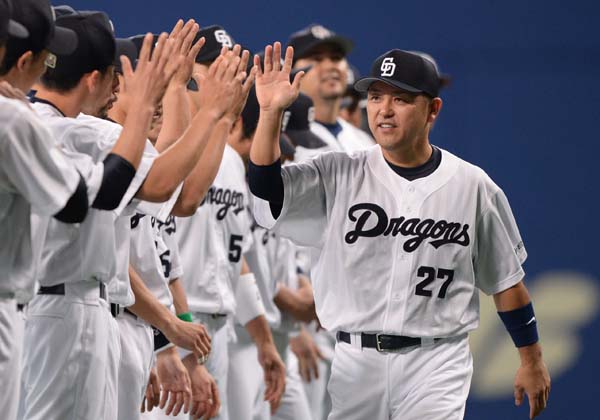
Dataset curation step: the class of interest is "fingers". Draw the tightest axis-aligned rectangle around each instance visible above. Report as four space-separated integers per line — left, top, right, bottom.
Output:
224 45 242 81
282 46 294 74
272 42 282 71
238 49 250 76
310 354 319 380
264 44 273 73
159 388 170 409
528 393 537 419
169 19 184 39
189 36 205 62
166 390 182 416
291 70 305 92
514 386 524 407
210 381 221 418
119 55 134 80
180 21 198 55
137 32 154 66
254 54 263 76
242 66 257 94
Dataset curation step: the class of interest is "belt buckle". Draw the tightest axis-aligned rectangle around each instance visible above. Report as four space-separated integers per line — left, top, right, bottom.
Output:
375 333 384 352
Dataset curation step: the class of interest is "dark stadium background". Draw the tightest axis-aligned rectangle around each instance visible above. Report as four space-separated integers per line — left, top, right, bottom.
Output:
67 1 600 418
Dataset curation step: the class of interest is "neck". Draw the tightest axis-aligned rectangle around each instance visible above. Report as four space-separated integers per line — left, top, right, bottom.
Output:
0 72 28 93
381 138 433 168
108 103 126 125
34 86 83 117
314 96 341 125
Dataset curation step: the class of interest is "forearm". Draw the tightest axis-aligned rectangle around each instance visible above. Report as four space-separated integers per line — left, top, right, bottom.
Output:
128 264 176 332
169 278 190 315
249 109 283 165
274 285 315 322
110 101 154 169
136 110 220 202
171 118 231 216
493 281 531 311
245 314 275 348
155 85 192 152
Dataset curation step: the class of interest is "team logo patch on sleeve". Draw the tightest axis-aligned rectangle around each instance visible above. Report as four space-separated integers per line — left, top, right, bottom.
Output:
344 203 470 252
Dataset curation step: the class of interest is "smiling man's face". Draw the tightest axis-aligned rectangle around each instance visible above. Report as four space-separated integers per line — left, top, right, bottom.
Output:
294 44 348 102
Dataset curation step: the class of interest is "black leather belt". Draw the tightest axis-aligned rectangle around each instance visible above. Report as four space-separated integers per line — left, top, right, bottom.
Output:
211 313 227 319
337 331 440 352
38 282 107 301
110 303 137 319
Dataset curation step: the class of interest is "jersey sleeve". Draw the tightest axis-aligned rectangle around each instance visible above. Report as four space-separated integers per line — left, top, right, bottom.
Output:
0 114 80 216
474 188 527 295
252 156 330 248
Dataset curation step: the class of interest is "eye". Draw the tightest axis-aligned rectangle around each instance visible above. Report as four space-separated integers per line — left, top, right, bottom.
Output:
369 94 380 102
394 96 406 103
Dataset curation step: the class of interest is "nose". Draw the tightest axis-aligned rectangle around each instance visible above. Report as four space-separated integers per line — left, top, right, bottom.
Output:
379 96 394 117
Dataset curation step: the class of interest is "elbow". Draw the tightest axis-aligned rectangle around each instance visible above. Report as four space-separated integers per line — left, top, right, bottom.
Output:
171 197 199 217
138 179 178 203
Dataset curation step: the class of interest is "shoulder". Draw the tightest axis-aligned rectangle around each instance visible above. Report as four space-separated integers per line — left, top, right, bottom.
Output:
0 98 53 148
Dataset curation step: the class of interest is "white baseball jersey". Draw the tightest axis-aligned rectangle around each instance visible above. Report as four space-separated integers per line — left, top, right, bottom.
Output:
253 145 527 338
75 114 159 306
294 118 374 162
244 208 281 329
31 102 117 287
0 97 80 301
177 144 252 315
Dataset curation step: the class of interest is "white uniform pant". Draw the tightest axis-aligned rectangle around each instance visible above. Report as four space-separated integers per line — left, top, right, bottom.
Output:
117 310 154 420
227 324 270 420
327 334 473 420
19 282 121 420
142 312 230 420
0 299 24 420
304 328 335 420
272 330 312 420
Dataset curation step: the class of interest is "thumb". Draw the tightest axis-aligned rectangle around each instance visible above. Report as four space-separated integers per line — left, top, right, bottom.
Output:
514 386 524 406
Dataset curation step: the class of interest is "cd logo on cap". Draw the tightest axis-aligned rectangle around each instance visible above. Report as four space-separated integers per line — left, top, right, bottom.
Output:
310 25 331 40
380 57 396 77
214 30 233 48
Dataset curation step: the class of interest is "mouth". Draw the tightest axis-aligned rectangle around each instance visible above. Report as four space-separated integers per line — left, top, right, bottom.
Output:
377 122 397 129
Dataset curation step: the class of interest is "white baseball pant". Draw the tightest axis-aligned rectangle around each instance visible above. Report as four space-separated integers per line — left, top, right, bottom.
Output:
19 281 121 420
327 334 473 420
141 312 230 420
0 299 24 420
117 310 154 420
304 328 335 420
227 325 270 420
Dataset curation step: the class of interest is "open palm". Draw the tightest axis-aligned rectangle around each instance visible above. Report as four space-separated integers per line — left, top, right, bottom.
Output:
255 42 304 112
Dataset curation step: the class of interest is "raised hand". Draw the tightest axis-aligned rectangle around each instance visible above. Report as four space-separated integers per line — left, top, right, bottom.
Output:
119 31 176 112
254 42 304 112
514 353 551 419
191 44 255 119
224 48 257 121
165 19 205 87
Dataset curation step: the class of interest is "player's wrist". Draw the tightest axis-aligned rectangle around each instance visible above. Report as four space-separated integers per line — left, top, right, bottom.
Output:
517 342 544 366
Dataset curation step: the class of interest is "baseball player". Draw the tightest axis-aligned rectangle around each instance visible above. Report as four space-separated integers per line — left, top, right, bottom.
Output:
0 2 88 419
287 24 373 161
19 11 177 419
248 45 551 419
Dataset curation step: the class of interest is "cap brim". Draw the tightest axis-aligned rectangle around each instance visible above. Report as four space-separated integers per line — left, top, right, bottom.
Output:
47 26 78 55
279 133 296 157
296 35 354 60
8 19 28 39
354 77 422 94
285 129 327 149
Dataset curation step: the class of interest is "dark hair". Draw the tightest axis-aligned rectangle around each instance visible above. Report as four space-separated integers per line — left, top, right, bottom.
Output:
0 38 44 75
40 62 112 93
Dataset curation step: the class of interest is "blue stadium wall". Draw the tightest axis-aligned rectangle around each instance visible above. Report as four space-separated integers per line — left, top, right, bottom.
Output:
67 0 600 418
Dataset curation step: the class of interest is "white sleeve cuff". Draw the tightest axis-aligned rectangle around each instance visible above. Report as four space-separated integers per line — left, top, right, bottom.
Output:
234 273 265 326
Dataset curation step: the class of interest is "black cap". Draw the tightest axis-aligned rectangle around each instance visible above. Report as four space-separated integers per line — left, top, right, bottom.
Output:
7 1 77 55
410 51 452 90
51 11 115 73
193 25 235 64
241 86 260 137
0 0 28 41
354 49 441 98
287 24 353 62
282 93 327 149
114 38 137 72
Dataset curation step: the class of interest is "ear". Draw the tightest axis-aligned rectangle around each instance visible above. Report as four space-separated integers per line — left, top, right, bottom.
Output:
16 51 34 72
85 70 102 93
428 97 443 124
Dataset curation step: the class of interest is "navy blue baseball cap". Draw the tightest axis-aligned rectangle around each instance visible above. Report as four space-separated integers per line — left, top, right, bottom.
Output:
0 0 28 41
194 25 235 64
287 24 353 63
282 93 327 149
354 49 441 98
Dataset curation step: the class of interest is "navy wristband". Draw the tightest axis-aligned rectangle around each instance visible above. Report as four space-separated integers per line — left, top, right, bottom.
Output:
498 302 539 348
248 159 284 218
92 153 136 210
